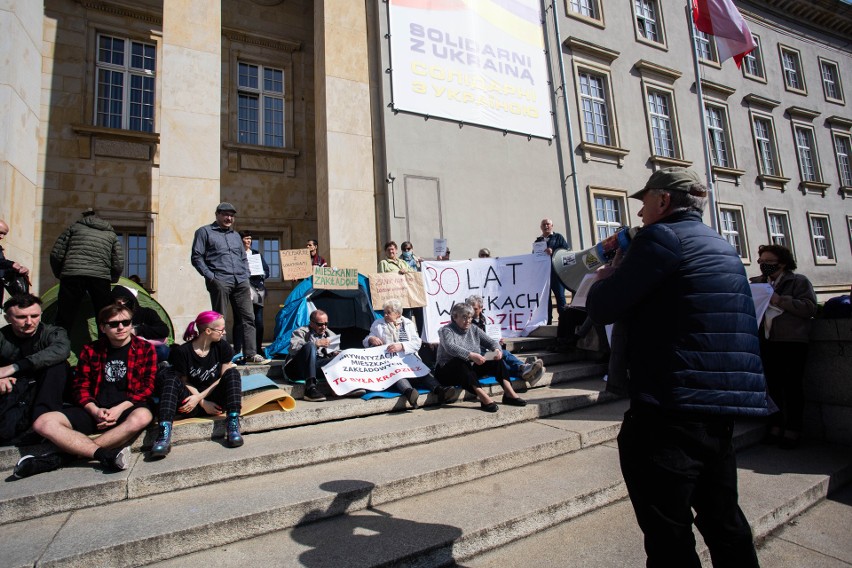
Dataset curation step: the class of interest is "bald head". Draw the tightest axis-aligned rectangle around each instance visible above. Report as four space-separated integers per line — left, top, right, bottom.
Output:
0 220 8 240
540 218 554 236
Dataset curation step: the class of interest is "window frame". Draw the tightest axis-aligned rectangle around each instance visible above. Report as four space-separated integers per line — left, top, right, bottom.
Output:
790 120 829 195
644 86 683 161
694 31 720 67
93 32 158 133
748 110 789 190
632 0 667 49
741 34 765 82
577 68 615 147
764 209 794 252
832 131 852 192
252 233 283 282
587 187 630 244
566 0 604 27
779 45 807 95
807 212 836 265
236 61 287 148
718 204 750 262
818 57 845 105
112 225 151 289
704 101 735 169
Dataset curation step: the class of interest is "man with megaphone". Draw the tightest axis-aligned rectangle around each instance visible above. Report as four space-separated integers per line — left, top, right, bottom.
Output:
585 167 768 567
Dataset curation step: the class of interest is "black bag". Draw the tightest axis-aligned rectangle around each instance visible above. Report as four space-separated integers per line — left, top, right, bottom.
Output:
2 273 29 296
0 377 37 444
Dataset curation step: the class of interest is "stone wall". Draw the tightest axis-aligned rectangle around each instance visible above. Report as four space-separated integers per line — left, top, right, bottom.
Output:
804 318 852 446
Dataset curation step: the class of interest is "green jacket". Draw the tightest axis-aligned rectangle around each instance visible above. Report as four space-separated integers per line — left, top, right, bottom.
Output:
0 323 71 375
50 215 124 281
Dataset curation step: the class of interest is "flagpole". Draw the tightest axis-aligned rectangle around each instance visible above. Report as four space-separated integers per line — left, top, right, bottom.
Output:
686 1 720 233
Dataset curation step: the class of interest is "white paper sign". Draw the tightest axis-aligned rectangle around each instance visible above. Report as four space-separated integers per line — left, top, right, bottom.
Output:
532 241 547 256
321 346 431 396
247 253 265 276
433 238 447 258
420 254 550 343
749 283 773 324
485 323 502 342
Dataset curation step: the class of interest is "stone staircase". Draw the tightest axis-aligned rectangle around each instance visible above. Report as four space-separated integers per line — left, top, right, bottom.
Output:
2 337 850 567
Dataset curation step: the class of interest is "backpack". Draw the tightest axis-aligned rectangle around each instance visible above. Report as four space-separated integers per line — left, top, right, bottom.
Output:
0 377 37 444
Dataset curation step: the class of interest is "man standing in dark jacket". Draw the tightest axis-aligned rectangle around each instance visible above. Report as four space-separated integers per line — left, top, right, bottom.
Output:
50 209 124 331
535 218 569 324
587 167 768 567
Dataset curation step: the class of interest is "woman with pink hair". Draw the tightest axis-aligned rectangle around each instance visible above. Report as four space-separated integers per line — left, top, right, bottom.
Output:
150 311 243 458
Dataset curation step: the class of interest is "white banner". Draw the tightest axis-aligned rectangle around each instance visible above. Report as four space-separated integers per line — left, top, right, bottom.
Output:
388 0 553 138
420 254 550 343
321 346 431 396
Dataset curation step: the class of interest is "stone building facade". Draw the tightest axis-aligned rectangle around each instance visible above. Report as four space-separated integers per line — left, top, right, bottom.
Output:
0 0 850 338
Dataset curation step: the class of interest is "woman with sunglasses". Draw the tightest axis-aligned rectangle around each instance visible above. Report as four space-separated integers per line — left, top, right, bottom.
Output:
150 311 243 458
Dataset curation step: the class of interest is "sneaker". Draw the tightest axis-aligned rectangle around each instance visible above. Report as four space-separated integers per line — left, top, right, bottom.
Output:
527 364 546 388
245 354 271 365
150 422 173 459
303 385 326 402
404 388 419 409
521 359 544 382
436 386 460 405
98 446 131 472
226 413 244 448
347 388 367 398
524 356 536 365
13 453 64 479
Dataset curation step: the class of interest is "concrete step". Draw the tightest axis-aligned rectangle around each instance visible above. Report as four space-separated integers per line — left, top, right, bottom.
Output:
4 394 630 568
0 379 617 526
466 443 852 568
142 421 804 568
0 360 608 472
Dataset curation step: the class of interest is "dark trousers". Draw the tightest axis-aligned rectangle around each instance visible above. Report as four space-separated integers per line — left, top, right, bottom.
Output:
760 339 808 433
434 357 508 394
55 276 112 331
617 408 759 568
206 278 256 358
156 366 242 423
389 373 440 395
286 343 334 383
234 303 264 354
31 362 71 420
548 271 567 325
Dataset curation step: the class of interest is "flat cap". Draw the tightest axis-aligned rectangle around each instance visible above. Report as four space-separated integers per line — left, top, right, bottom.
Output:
630 167 702 199
216 202 237 214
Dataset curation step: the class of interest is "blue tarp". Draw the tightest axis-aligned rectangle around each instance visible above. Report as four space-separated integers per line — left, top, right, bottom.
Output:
265 274 380 359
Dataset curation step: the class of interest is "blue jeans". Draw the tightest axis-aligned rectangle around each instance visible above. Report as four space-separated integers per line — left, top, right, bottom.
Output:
502 350 524 378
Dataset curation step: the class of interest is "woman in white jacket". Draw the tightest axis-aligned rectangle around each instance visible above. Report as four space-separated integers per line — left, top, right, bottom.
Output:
363 299 457 409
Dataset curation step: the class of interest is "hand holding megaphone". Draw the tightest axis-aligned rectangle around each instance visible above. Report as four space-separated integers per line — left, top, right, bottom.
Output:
551 226 638 292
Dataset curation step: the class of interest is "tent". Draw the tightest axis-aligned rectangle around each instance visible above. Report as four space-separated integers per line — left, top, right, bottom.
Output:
40 277 175 365
265 274 380 359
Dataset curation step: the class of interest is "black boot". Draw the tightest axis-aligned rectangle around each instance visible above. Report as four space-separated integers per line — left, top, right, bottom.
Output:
303 378 326 402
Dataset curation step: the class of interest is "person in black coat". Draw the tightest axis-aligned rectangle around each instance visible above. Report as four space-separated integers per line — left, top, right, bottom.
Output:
110 285 170 361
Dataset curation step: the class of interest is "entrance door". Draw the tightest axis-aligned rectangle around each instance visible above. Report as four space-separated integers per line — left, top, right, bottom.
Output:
404 175 443 256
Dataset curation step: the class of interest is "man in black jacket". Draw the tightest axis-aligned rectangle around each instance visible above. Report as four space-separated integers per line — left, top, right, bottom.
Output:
0 294 71 444
110 285 170 361
587 167 768 567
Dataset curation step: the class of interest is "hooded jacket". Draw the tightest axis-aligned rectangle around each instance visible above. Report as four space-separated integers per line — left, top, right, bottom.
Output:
110 286 169 341
50 215 124 281
587 209 768 418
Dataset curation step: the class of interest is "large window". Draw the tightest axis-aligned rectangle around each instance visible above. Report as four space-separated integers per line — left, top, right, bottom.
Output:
742 35 765 81
578 72 613 145
752 115 781 177
647 90 676 158
719 206 747 259
255 235 282 280
793 125 822 183
819 58 845 104
695 31 717 63
765 210 792 249
238 62 286 148
115 231 148 284
705 104 732 168
779 46 806 94
808 213 835 262
593 195 624 241
634 0 664 45
834 133 852 188
95 34 156 132
568 0 602 22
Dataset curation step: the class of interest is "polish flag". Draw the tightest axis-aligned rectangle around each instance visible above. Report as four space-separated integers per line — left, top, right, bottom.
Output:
692 0 756 67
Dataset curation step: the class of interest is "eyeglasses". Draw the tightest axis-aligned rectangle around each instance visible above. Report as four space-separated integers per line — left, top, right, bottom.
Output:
458 315 473 322
105 319 132 329
313 321 329 327
209 327 226 334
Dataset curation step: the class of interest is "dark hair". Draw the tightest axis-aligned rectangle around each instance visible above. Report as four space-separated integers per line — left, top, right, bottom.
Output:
758 244 797 271
97 303 133 325
384 241 398 251
3 293 42 313
307 239 319 247
401 241 413 251
239 230 252 239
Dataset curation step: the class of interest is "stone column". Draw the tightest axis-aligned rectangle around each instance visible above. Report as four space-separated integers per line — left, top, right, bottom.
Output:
0 2 43 282
314 0 378 270
155 0 222 333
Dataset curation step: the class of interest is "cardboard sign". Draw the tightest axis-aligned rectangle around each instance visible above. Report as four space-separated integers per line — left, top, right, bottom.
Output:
368 272 427 309
313 266 359 290
279 249 312 280
322 346 431 395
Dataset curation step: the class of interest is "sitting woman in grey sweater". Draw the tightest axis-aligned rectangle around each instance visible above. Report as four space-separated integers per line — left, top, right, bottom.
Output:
434 303 525 412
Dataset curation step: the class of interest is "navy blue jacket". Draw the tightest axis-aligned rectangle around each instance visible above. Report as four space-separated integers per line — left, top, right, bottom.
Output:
587 210 768 417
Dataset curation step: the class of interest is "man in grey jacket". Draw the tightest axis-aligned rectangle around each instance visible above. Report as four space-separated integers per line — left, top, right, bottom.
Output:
0 294 71 444
50 209 123 332
191 203 268 364
287 309 340 402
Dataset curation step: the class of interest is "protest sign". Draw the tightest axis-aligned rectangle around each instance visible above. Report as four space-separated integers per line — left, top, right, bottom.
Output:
321 345 431 396
369 272 427 309
433 238 447 258
247 254 265 276
313 266 359 290
532 240 547 256
420 254 550 342
279 249 312 280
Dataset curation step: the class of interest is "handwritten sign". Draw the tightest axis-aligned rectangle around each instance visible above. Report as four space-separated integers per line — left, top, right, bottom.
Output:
369 272 427 309
322 346 431 395
279 249 312 280
313 266 359 290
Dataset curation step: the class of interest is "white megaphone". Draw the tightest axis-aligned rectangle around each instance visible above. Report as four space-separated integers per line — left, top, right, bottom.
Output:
552 226 639 292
